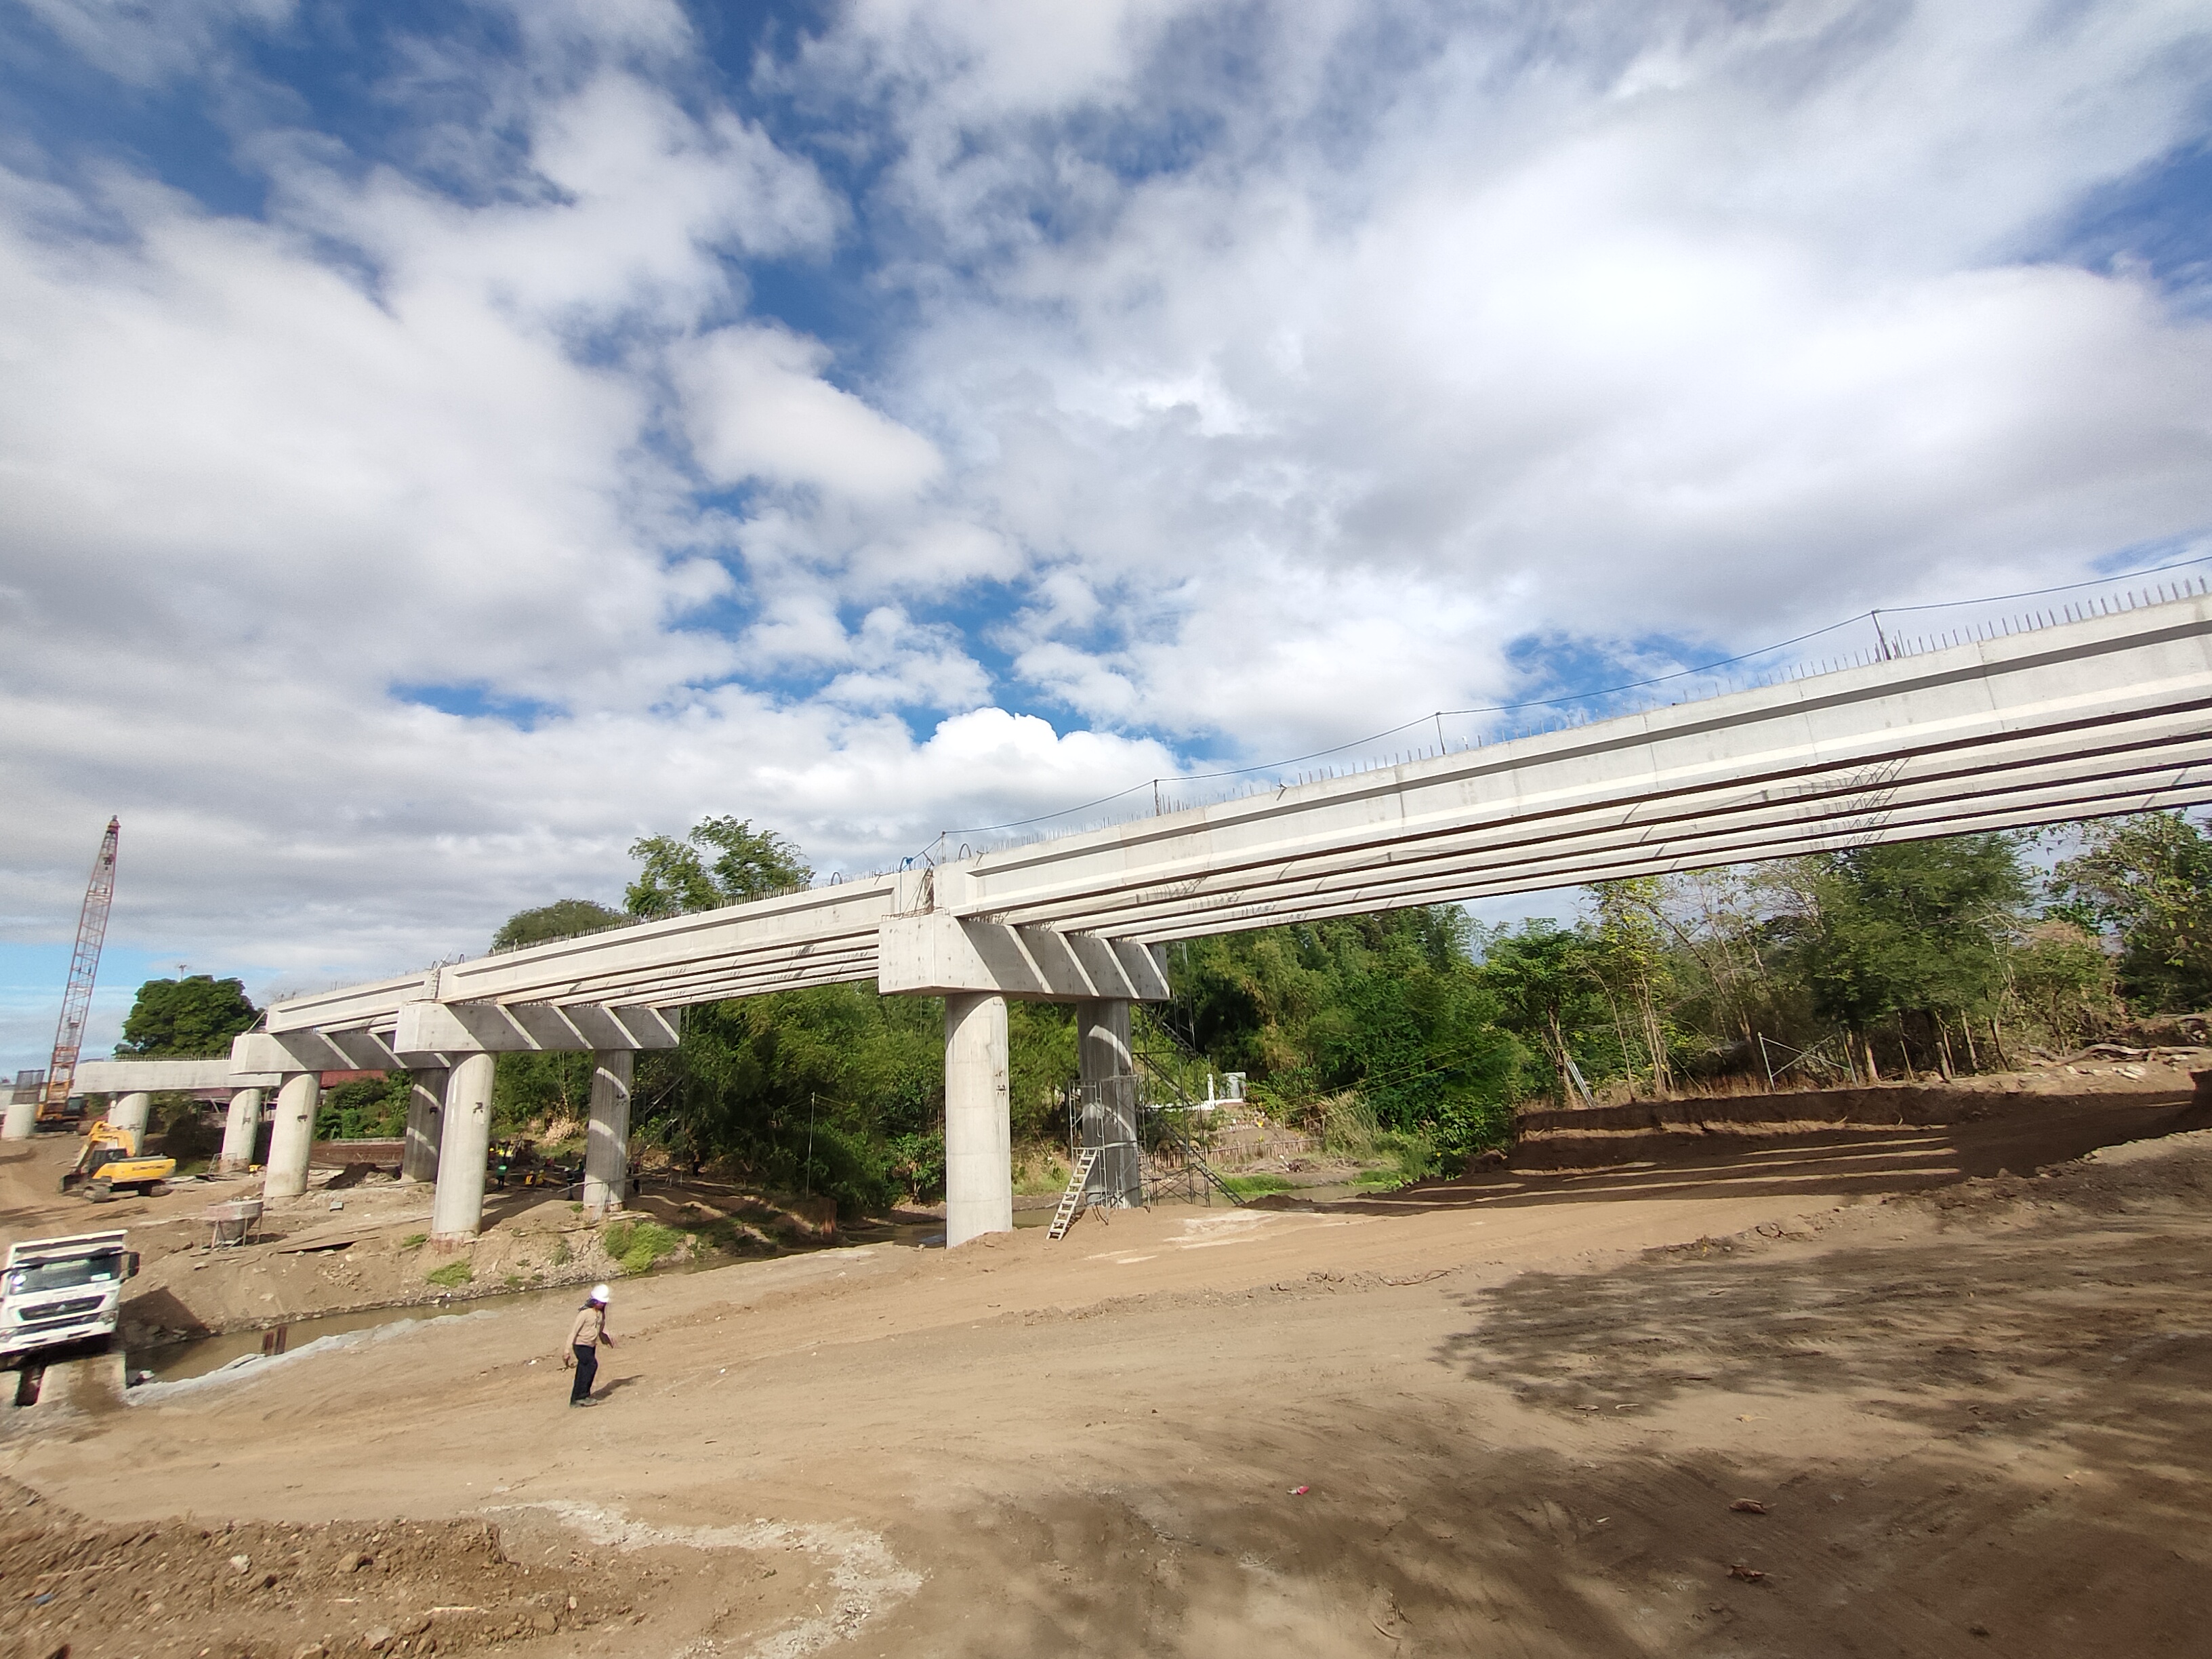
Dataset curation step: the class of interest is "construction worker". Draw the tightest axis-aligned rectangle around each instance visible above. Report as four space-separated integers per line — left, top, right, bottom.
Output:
562 1284 614 1406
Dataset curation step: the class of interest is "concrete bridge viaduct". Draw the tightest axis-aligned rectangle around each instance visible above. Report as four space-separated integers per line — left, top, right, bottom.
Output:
12 594 2212 1247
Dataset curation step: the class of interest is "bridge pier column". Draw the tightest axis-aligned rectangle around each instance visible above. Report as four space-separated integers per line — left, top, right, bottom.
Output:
582 1050 632 1218
400 1069 445 1184
262 1072 321 1199
1 1090 35 1140
110 1091 152 1138
1077 999 1143 1208
944 992 1012 1247
218 1086 263 1172
430 1052 495 1243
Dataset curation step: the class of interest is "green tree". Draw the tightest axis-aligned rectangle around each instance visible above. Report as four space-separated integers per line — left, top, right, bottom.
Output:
1784 836 2028 1074
116 975 260 1057
493 1052 597 1134
314 1073 411 1139
2049 812 2212 1010
2005 921 2121 1049
1587 878 1678 1097
626 817 813 918
1477 922 1604 1103
1174 908 1519 1155
639 983 945 1216
492 899 626 951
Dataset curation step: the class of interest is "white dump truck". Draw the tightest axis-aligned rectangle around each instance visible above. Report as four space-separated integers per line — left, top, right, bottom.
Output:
1 1230 140 1364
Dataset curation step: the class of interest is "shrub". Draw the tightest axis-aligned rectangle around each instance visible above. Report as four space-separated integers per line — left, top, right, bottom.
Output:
314 1073 411 1140
1310 1091 1378 1158
602 1218 686 1275
1352 1130 1437 1190
886 1131 945 1202
426 1261 472 1289
1221 1172 1296 1197
399 1232 428 1250
1378 1129 1435 1182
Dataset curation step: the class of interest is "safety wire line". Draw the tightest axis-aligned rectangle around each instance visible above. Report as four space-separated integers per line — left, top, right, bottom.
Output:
925 550 2212 851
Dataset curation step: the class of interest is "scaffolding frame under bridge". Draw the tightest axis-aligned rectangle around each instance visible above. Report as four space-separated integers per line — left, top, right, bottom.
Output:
1063 1059 1242 1214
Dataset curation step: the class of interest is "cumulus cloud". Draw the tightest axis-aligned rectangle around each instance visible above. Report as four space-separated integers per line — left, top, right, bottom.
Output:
2 0 2209 1059
678 325 943 499
840 0 2212 745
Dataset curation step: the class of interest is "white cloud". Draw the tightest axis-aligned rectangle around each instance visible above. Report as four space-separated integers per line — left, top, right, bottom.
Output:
15 0 295 85
676 325 943 500
4 0 2212 1063
845 0 2212 745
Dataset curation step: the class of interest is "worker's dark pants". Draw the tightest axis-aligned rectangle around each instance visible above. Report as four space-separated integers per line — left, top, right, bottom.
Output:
570 1343 597 1403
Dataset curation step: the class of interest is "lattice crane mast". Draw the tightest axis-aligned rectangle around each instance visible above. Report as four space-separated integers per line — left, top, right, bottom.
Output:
39 817 120 1126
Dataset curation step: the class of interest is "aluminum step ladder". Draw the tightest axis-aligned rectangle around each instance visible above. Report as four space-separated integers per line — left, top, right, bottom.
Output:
1047 1147 1101 1240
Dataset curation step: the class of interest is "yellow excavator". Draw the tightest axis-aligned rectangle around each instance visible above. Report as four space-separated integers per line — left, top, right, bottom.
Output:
60 1120 175 1202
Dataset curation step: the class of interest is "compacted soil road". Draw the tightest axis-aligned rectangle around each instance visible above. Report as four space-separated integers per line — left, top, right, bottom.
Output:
4 1091 2210 1657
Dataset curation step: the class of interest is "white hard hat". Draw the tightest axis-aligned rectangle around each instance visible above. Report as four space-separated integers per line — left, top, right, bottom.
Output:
590 1284 611 1303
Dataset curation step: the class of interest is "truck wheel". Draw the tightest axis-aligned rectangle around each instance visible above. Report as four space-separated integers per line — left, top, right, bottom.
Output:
85 1179 113 1203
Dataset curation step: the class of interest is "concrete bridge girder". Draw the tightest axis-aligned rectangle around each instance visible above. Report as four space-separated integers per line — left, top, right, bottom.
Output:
1090 739 2212 944
33 598 2209 1233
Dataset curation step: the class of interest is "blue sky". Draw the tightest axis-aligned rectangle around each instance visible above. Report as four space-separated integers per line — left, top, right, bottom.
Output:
1 0 2209 1070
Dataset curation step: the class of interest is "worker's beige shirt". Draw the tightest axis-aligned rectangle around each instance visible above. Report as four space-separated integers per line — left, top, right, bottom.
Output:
567 1305 606 1349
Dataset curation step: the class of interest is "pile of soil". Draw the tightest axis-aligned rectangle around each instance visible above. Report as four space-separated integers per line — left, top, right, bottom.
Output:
0 1479 626 1656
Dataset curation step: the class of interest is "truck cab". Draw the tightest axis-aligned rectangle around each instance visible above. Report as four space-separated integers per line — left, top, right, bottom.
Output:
1 1231 140 1364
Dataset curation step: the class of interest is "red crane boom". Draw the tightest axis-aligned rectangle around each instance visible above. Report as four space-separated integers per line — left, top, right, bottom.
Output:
39 817 120 1124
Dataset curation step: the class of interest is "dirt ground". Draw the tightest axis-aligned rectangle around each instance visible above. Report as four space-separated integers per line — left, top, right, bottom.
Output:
4 1082 2211 1657
0 1145 836 1352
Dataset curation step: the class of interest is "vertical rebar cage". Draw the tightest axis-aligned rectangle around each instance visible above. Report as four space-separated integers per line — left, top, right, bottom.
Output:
1071 1076 1143 1208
